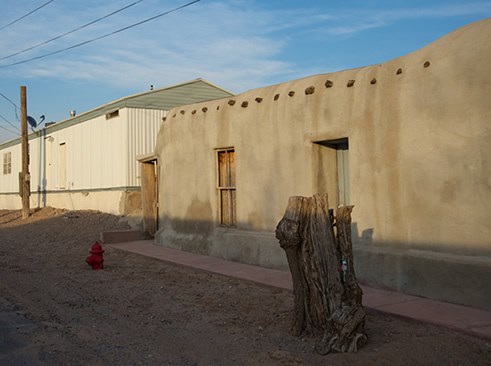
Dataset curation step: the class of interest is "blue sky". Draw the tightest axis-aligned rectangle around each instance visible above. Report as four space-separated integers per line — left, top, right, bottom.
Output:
1 0 490 143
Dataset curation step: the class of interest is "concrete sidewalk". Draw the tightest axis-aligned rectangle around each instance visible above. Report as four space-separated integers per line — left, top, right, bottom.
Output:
107 240 491 340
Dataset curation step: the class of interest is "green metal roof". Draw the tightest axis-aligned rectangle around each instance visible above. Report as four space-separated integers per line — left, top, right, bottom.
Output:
0 78 234 149
122 78 234 109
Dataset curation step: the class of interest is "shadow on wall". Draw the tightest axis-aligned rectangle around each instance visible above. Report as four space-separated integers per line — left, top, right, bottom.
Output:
156 216 286 269
352 222 374 245
157 216 491 259
353 238 491 311
352 221 491 257
155 216 491 310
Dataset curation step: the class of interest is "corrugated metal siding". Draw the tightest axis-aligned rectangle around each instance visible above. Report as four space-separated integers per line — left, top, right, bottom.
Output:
0 112 129 194
1 79 229 197
126 108 166 186
1 107 164 195
48 112 128 190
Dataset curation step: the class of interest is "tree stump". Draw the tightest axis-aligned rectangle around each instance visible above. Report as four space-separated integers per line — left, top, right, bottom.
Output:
275 194 367 354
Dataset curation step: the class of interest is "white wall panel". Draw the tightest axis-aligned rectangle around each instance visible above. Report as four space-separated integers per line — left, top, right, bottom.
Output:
127 108 165 186
0 144 21 193
1 107 163 203
17 112 129 191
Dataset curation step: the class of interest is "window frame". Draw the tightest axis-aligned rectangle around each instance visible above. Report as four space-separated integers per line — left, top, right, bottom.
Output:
3 151 12 175
216 147 236 227
315 138 350 207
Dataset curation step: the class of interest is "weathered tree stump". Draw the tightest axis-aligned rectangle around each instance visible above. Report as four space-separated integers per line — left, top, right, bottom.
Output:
275 194 367 354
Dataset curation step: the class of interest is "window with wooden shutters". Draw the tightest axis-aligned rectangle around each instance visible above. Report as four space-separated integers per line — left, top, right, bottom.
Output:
217 148 236 226
3 152 11 175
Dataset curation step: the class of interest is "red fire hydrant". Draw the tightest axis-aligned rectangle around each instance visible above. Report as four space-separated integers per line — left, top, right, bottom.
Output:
86 241 104 270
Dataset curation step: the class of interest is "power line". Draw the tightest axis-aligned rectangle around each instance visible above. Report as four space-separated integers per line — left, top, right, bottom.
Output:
0 0 144 62
0 113 20 134
0 123 20 136
0 0 56 32
0 0 201 70
0 92 19 110
0 91 20 121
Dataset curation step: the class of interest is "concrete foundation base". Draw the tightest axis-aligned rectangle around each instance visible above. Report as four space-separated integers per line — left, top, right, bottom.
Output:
0 189 142 216
353 244 491 311
156 228 491 311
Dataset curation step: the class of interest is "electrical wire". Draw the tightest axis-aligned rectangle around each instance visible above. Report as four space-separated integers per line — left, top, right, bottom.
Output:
0 124 19 136
0 92 20 121
0 0 56 32
0 0 201 70
0 92 19 110
0 0 144 62
0 114 20 135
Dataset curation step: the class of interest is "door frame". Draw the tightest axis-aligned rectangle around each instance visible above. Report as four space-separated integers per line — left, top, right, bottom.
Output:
138 154 159 237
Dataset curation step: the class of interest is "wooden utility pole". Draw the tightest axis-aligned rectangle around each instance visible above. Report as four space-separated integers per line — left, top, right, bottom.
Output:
20 85 30 219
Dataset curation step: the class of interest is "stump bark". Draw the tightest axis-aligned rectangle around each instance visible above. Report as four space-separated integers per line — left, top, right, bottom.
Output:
275 194 367 354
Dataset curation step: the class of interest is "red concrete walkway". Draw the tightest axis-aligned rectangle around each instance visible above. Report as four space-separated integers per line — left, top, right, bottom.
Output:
107 240 491 340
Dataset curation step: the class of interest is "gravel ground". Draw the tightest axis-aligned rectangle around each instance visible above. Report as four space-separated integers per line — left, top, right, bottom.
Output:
0 207 490 365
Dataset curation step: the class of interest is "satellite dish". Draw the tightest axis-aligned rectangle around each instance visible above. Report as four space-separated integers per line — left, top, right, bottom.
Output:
27 115 46 129
27 115 37 128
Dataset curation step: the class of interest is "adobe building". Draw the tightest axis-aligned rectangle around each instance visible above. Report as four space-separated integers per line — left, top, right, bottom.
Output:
151 19 491 310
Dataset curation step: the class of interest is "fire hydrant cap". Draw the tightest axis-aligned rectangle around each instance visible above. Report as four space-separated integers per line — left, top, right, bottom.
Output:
90 241 105 254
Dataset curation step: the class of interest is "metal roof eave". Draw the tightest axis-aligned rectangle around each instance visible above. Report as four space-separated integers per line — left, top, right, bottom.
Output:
0 78 234 150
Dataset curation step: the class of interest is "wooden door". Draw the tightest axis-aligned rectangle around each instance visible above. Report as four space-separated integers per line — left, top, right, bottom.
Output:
141 160 158 236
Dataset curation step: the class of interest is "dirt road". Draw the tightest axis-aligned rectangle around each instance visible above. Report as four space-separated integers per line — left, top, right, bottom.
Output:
0 208 489 365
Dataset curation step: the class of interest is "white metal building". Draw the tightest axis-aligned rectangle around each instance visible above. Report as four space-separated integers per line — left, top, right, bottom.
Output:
0 79 233 214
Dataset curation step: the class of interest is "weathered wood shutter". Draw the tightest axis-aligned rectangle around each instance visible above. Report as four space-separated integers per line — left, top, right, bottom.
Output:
217 149 236 226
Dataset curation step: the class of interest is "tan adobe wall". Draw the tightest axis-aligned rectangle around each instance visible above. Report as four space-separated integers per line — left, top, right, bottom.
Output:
156 19 491 257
